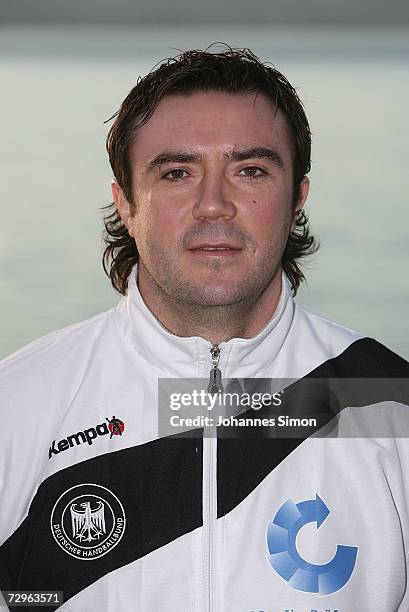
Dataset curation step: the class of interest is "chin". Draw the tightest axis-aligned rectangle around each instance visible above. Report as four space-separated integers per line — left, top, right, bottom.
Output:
175 283 252 307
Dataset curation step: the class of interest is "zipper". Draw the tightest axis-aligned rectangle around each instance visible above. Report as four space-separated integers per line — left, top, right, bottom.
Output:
203 343 222 612
208 344 223 394
203 430 217 612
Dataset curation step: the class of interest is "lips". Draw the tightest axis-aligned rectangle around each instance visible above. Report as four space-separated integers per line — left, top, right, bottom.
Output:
188 243 241 251
187 243 242 258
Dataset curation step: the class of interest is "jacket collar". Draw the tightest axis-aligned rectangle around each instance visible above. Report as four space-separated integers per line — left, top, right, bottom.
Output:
115 264 295 378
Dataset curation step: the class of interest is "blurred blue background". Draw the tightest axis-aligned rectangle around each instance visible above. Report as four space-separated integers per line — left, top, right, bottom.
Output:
0 2 408 359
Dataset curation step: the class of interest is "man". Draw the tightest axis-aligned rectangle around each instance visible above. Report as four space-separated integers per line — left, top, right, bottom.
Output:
0 47 408 612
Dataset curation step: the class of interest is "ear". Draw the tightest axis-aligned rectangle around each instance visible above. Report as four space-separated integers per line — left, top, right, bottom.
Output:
291 176 310 229
111 179 134 236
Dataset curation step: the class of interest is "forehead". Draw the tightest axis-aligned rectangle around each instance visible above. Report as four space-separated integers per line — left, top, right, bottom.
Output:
130 91 293 163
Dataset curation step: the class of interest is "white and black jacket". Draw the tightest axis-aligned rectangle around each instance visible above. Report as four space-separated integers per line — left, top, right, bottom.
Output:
0 267 408 612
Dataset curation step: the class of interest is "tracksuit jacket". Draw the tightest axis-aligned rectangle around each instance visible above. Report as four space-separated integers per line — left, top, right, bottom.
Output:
0 266 409 612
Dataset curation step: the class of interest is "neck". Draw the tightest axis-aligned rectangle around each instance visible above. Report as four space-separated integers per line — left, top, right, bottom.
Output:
136 264 283 344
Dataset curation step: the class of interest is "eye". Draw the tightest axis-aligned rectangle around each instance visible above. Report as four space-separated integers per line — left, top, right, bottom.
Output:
162 169 189 181
239 166 266 179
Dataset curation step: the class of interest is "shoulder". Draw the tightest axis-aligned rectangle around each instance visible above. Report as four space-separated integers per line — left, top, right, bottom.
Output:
287 302 363 372
294 303 409 377
0 308 118 389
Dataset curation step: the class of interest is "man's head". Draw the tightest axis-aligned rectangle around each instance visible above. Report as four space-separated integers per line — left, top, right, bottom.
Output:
103 46 317 303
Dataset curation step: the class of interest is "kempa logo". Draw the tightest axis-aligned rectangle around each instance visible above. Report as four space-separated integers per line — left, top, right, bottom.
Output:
51 483 126 560
49 416 125 460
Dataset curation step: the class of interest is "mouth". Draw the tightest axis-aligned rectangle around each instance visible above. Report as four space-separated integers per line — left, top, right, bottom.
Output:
188 243 242 257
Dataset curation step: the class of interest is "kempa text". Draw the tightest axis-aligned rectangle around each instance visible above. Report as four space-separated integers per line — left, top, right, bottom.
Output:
49 422 111 459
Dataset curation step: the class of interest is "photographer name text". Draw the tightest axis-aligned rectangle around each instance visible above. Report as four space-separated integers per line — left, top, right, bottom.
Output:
169 414 317 428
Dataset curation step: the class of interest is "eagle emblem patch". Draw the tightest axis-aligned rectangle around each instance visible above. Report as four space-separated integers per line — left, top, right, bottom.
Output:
50 483 126 560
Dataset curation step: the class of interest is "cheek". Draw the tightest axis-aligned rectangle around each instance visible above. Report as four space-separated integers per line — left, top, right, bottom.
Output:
127 202 150 250
243 198 293 255
129 190 156 239
131 200 182 254
247 198 292 234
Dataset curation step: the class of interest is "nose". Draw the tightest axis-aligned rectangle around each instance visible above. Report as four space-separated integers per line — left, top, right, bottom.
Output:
192 170 237 221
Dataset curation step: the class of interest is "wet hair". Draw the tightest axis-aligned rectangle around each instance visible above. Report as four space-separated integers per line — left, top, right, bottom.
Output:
102 45 318 295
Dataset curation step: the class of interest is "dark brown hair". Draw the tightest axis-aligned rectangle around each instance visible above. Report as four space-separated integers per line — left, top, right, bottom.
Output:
102 45 318 295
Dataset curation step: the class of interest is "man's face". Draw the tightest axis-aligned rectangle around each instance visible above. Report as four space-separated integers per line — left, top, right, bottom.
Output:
114 91 309 307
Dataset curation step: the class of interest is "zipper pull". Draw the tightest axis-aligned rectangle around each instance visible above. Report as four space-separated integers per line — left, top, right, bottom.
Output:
208 344 223 394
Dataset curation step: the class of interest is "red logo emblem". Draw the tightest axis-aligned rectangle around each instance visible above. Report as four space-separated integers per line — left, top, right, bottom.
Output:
106 416 125 438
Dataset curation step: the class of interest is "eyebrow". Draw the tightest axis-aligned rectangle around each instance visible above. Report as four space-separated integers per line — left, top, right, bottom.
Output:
144 147 284 173
145 151 201 173
227 147 283 168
